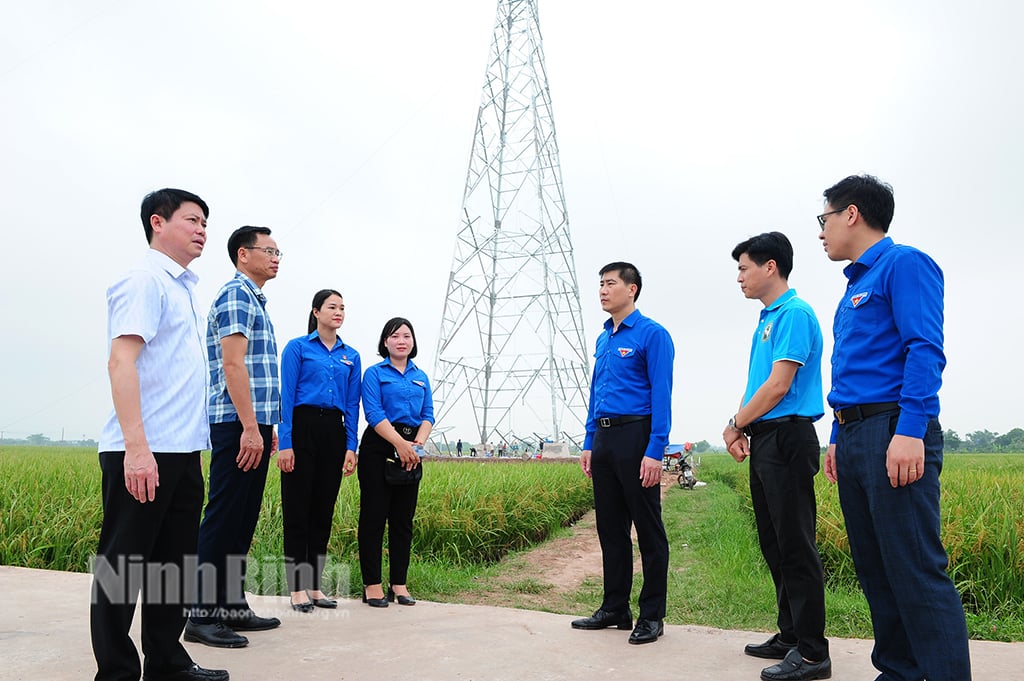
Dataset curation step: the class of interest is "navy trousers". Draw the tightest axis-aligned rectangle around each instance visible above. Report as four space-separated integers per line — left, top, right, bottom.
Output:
91 451 202 681
590 419 669 621
749 420 829 662
193 421 273 622
836 411 971 681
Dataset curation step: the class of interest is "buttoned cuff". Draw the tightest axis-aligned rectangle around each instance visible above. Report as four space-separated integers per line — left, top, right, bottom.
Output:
895 411 929 439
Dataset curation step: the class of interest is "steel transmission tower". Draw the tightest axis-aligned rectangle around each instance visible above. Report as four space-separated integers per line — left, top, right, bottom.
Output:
433 0 589 447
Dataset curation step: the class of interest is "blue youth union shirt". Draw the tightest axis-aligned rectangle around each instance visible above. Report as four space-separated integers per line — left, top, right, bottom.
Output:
584 309 674 460
828 237 945 442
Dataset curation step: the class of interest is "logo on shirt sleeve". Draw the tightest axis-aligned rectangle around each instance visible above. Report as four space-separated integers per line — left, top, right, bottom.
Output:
618 347 634 357
850 291 871 307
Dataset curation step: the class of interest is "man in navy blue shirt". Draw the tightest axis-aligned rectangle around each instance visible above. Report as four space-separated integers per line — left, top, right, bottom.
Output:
572 262 674 645
819 175 970 681
723 232 830 681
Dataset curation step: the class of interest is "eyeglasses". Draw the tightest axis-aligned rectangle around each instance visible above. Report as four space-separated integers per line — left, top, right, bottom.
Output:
243 246 283 258
816 208 846 229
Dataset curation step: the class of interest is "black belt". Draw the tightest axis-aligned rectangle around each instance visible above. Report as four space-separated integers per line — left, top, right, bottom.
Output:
295 405 344 424
597 415 651 428
393 423 417 437
743 415 812 437
834 402 899 425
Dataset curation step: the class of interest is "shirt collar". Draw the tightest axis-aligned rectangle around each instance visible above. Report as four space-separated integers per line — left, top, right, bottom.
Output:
383 357 417 373
233 270 267 302
765 288 797 311
843 236 893 279
146 248 198 289
604 307 642 331
304 330 345 350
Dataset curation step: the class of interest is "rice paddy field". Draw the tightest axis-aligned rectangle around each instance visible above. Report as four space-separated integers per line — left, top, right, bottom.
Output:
2 445 1021 640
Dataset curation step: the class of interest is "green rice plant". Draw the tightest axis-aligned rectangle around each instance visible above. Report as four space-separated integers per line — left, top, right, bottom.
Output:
3 446 1022 640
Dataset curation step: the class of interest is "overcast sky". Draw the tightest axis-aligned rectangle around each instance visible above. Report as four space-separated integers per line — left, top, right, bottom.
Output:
2 0 1021 446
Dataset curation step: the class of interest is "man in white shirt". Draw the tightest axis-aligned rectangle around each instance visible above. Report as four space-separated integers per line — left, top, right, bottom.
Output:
91 189 228 681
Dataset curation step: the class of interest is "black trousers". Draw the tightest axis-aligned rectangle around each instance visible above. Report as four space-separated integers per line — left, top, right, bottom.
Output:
357 425 420 586
590 419 669 620
749 420 829 662
193 421 273 622
91 451 202 681
280 406 347 592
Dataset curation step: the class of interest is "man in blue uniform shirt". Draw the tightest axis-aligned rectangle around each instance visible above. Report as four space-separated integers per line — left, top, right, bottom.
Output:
723 232 830 681
572 262 673 645
819 175 970 681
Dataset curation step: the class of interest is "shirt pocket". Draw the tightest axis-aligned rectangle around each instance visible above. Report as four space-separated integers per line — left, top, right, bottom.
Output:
837 287 882 337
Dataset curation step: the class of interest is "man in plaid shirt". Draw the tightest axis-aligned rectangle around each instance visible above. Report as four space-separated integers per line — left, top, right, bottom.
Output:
187 226 283 649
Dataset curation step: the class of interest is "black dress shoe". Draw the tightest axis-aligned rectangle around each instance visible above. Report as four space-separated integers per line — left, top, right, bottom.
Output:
387 588 416 606
223 612 281 631
144 663 230 681
627 618 664 644
760 648 832 681
362 590 388 608
311 596 338 609
291 599 314 613
183 621 248 649
745 633 799 659
570 608 632 630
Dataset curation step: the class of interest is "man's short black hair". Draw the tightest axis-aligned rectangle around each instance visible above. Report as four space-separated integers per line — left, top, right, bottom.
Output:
599 261 643 302
823 174 895 233
140 188 208 243
731 232 794 279
227 225 272 266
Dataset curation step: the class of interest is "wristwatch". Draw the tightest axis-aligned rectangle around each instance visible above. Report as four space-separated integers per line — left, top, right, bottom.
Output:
728 415 739 431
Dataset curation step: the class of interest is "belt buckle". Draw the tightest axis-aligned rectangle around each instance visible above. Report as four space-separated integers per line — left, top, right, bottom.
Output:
401 426 413 435
599 417 611 428
836 409 846 425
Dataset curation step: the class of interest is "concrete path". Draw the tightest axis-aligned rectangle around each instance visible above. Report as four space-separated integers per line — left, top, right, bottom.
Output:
1 566 1017 680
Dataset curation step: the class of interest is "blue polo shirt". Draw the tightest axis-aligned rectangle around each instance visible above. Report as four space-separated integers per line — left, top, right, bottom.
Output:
742 289 824 421
584 309 674 460
361 359 435 430
279 332 362 451
828 237 945 443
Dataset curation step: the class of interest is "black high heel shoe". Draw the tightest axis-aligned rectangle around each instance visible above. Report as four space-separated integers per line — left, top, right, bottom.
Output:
387 588 416 606
362 588 388 608
291 599 314 613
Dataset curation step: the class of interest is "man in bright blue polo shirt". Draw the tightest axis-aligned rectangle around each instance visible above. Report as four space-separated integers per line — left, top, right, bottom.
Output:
572 262 674 645
819 175 970 681
723 232 830 681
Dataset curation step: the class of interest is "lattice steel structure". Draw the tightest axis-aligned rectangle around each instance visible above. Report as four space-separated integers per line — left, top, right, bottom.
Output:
433 0 589 447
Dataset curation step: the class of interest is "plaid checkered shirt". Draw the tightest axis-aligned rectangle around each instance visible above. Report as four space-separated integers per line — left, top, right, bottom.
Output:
206 271 281 425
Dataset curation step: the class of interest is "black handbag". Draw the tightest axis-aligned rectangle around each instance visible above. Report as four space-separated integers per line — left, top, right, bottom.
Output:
384 449 423 485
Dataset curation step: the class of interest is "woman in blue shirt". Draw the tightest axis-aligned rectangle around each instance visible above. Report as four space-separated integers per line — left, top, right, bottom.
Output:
358 317 434 607
276 289 361 612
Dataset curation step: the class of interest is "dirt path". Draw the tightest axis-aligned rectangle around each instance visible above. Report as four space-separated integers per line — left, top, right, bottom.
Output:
449 471 679 611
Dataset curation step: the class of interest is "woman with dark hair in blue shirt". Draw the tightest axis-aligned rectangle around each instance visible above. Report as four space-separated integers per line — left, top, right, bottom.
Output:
276 289 361 612
358 317 434 607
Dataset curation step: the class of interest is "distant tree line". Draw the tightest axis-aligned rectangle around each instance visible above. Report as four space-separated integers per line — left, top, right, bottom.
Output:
1 433 98 449
945 428 1024 453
